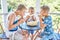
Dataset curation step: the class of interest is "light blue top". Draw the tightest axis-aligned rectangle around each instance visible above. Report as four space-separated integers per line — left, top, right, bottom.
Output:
20 22 40 31
43 16 53 35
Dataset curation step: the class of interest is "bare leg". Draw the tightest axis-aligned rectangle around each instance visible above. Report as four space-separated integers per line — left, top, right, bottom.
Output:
31 34 33 40
0 39 2 40
23 36 28 40
32 30 42 40
22 30 29 40
25 33 29 40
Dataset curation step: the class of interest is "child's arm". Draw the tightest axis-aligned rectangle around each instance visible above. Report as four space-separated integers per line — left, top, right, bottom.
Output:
32 16 36 21
8 14 24 30
32 29 44 40
39 15 46 29
32 15 46 40
40 16 52 35
25 15 30 22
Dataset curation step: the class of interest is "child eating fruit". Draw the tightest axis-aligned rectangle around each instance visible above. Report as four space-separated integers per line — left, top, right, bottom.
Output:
25 7 39 40
33 5 54 40
8 4 28 40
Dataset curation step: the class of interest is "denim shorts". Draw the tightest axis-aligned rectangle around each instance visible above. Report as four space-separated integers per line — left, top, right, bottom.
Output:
28 30 34 34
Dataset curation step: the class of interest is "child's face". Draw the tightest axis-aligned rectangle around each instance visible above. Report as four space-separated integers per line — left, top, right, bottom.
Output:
40 9 48 16
19 9 26 17
29 9 34 14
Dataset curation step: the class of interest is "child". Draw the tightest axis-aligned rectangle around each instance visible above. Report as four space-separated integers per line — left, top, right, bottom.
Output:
25 7 38 40
8 4 28 40
33 5 54 40
8 4 26 30
25 7 36 22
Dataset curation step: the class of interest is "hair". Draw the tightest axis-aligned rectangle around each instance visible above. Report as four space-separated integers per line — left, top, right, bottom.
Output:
29 7 34 10
17 4 26 10
41 5 50 11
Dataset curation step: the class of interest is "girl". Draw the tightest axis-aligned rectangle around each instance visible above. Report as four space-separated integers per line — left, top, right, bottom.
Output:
25 7 39 40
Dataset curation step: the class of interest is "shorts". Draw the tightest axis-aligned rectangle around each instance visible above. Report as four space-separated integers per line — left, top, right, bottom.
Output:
28 30 34 34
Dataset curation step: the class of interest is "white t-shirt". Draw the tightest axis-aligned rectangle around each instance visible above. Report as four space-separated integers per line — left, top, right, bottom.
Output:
24 12 39 22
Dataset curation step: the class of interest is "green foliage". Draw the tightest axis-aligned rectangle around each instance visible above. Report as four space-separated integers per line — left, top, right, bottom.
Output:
40 0 60 12
51 14 60 31
6 0 60 12
7 0 36 11
0 0 1 9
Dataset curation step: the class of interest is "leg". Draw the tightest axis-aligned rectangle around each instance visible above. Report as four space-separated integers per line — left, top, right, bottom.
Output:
29 30 34 40
14 31 23 40
22 30 29 40
32 29 42 40
13 30 29 40
0 39 2 40
23 34 29 40
31 34 34 40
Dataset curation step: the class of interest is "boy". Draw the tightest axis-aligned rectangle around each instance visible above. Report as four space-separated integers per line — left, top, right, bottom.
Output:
8 4 26 30
33 5 54 40
8 4 28 40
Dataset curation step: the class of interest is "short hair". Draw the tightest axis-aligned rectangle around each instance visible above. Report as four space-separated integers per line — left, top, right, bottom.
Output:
29 7 34 10
17 4 26 10
41 5 50 11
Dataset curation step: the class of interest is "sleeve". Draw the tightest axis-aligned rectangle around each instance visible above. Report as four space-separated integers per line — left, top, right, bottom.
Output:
44 16 53 34
44 16 52 28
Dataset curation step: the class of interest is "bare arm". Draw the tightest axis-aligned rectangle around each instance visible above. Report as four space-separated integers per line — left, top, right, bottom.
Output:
39 15 46 29
32 15 46 40
32 16 36 21
25 15 30 22
8 14 24 30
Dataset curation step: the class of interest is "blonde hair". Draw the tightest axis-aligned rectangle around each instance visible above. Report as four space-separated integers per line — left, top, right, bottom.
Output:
29 7 34 10
17 4 26 10
41 5 50 11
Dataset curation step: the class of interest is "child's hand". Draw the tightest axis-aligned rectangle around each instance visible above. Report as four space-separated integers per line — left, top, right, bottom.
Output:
27 15 30 18
39 15 43 22
39 15 43 18
32 16 36 21
20 19 25 23
25 15 30 22
18 19 25 25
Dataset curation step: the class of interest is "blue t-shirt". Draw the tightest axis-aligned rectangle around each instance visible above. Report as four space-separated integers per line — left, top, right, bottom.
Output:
43 16 53 35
